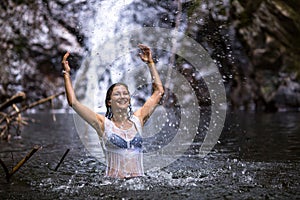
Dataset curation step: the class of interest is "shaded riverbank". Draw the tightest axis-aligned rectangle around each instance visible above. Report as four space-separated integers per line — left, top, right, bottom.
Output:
0 112 299 199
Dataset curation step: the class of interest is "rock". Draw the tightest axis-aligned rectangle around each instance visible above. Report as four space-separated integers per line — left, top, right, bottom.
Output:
0 0 299 111
230 0 300 110
275 76 300 109
0 0 92 106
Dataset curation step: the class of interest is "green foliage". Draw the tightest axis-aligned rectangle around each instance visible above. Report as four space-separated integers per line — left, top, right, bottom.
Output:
186 0 202 18
13 36 28 56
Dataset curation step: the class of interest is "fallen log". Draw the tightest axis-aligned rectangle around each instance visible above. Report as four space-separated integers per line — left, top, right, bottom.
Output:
2 91 65 123
0 159 9 179
54 149 70 171
0 92 26 111
0 145 42 181
0 91 65 140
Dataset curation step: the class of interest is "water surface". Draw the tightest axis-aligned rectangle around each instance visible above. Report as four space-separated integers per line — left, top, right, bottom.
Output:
0 112 299 199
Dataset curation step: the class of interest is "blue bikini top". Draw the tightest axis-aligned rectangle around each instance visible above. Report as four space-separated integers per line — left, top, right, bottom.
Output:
104 116 143 150
109 133 143 149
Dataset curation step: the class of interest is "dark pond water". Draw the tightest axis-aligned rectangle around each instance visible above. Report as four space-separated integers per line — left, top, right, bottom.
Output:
0 111 299 199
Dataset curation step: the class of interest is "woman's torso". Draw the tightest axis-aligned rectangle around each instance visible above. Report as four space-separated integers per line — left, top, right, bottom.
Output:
101 115 144 178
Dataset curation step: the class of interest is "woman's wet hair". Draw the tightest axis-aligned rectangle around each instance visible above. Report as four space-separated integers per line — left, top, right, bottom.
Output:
105 83 133 119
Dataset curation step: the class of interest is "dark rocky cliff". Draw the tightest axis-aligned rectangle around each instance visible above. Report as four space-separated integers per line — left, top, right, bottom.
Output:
186 0 300 111
0 0 299 111
0 0 92 108
230 0 300 111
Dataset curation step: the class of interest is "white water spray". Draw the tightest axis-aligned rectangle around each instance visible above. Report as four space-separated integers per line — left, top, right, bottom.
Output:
73 0 227 171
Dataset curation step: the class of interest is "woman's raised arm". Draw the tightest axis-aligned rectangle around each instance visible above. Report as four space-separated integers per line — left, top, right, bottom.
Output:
62 52 104 135
134 44 164 126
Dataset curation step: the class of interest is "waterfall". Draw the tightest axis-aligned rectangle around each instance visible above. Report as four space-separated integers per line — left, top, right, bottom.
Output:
73 0 158 165
72 0 227 171
75 0 136 114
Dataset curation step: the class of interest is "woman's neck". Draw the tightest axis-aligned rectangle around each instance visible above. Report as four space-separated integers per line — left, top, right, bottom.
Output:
111 113 133 130
112 113 128 123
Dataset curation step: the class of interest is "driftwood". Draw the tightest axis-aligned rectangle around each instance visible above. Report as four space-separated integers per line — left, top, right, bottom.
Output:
0 92 66 181
54 149 70 171
0 145 42 181
0 92 26 111
0 91 65 140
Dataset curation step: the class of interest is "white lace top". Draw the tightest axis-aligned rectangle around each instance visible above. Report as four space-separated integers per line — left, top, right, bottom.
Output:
101 115 144 178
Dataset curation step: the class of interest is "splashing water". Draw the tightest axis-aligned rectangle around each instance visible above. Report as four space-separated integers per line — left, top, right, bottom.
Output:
71 0 227 172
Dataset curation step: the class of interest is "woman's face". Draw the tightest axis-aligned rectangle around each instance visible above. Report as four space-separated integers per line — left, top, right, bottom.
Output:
109 85 130 113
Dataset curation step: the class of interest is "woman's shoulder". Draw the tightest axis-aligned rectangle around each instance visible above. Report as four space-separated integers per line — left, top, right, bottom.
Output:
131 114 143 135
131 114 140 124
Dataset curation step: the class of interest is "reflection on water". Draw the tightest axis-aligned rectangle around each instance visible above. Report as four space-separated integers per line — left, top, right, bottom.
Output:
0 112 299 199
218 111 300 161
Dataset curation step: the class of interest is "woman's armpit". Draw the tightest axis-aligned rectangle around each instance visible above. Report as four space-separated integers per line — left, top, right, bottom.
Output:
96 114 105 136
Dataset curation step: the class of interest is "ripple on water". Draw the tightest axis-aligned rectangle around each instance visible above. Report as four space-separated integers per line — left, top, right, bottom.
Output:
0 113 299 199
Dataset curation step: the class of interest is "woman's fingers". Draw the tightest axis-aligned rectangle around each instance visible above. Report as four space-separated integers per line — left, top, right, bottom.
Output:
61 51 71 72
138 44 154 63
138 44 150 55
62 51 70 62
138 52 148 62
138 43 147 49
138 44 150 52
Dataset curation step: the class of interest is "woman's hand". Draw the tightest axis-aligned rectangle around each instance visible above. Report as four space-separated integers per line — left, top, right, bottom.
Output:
61 51 71 73
135 44 164 125
138 44 154 64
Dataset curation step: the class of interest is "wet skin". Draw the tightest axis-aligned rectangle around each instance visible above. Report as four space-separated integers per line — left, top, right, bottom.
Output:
109 85 130 113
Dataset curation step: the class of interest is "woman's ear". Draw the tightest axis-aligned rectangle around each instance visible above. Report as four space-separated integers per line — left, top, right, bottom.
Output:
107 100 112 106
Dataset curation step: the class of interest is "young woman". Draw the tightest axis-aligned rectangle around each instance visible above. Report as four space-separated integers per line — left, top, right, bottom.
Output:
62 44 164 178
